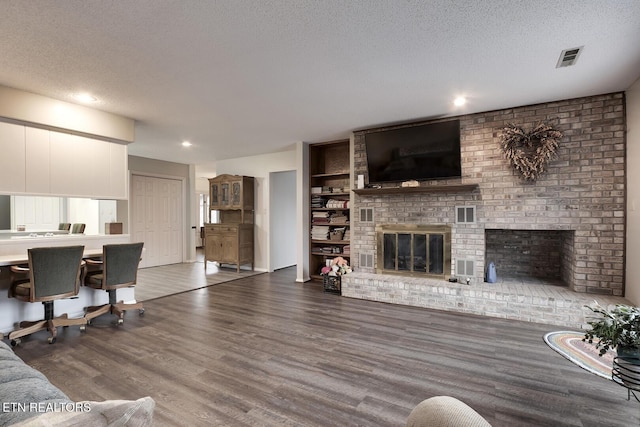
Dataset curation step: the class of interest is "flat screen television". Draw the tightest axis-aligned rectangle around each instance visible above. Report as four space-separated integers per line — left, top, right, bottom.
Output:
364 120 461 184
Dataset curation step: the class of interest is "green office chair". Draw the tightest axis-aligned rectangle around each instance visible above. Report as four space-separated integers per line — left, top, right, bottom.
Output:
8 245 87 346
71 223 85 234
84 242 145 326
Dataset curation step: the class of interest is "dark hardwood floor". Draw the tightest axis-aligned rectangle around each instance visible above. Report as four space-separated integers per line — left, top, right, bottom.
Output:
13 267 640 426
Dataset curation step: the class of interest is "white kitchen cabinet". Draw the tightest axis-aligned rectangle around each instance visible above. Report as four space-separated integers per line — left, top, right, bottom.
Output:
0 122 26 193
25 127 50 194
74 135 110 197
49 131 76 195
109 142 128 199
12 195 61 230
48 131 127 199
3 124 128 199
73 134 95 197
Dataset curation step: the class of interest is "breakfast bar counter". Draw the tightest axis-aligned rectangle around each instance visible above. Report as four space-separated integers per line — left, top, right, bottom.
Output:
0 233 130 261
0 248 103 267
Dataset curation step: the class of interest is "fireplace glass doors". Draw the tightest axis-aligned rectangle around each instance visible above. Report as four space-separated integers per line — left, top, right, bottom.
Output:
376 224 451 278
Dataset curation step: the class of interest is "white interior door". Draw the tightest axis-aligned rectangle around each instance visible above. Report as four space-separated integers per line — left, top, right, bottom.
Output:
131 174 183 268
11 196 61 231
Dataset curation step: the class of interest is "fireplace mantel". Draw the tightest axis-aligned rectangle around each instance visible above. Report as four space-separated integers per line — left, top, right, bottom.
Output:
353 183 479 196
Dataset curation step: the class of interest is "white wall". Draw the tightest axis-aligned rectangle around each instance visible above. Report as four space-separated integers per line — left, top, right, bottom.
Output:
195 176 210 194
626 78 640 305
215 150 296 272
98 200 118 234
129 155 191 177
0 85 134 142
195 176 210 244
67 198 100 235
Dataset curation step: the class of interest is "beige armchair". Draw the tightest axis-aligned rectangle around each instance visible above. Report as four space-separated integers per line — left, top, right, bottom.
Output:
71 223 85 234
406 396 491 427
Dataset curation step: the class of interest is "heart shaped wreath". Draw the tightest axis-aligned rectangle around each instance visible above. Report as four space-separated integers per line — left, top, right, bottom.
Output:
498 122 563 181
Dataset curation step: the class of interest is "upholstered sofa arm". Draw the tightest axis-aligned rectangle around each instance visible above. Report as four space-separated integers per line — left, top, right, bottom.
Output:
406 396 491 427
12 397 155 427
0 341 71 425
0 341 154 426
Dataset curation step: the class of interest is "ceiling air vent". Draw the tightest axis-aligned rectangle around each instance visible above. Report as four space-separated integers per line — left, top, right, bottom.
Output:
556 46 583 68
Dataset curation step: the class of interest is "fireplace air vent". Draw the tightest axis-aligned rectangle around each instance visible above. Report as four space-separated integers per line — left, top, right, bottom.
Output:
556 46 583 68
360 208 374 223
456 206 476 224
360 252 374 269
456 259 475 277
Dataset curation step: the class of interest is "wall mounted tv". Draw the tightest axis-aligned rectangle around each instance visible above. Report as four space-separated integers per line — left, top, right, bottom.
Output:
364 119 461 184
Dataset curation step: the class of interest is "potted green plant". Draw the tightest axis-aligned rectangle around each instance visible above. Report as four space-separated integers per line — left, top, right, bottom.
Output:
584 302 640 389
584 302 640 356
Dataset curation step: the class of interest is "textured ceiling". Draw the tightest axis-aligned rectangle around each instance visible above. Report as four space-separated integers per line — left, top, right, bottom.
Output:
1 1 639 177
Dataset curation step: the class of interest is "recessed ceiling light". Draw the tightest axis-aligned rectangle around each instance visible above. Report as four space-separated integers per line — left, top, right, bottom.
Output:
453 96 466 107
181 141 192 147
72 93 98 103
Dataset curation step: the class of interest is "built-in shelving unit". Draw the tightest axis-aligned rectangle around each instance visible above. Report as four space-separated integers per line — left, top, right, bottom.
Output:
309 140 351 281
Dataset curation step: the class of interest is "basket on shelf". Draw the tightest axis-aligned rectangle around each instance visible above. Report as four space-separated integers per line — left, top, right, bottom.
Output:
323 275 341 294
329 229 345 241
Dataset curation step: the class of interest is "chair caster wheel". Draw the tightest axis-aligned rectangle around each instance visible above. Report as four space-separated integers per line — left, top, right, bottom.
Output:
10 339 21 347
80 325 86 332
139 309 145 316
48 337 56 344
117 318 124 326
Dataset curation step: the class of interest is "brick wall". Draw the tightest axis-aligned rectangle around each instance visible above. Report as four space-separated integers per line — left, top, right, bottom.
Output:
352 92 626 295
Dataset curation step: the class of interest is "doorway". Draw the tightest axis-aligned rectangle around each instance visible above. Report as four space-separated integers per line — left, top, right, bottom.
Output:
269 170 297 271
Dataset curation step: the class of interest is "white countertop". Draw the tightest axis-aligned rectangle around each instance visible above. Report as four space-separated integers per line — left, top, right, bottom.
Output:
0 234 132 263
0 230 71 239
0 248 104 266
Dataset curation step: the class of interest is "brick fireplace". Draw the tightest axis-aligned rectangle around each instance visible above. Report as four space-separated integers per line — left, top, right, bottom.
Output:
351 93 626 296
